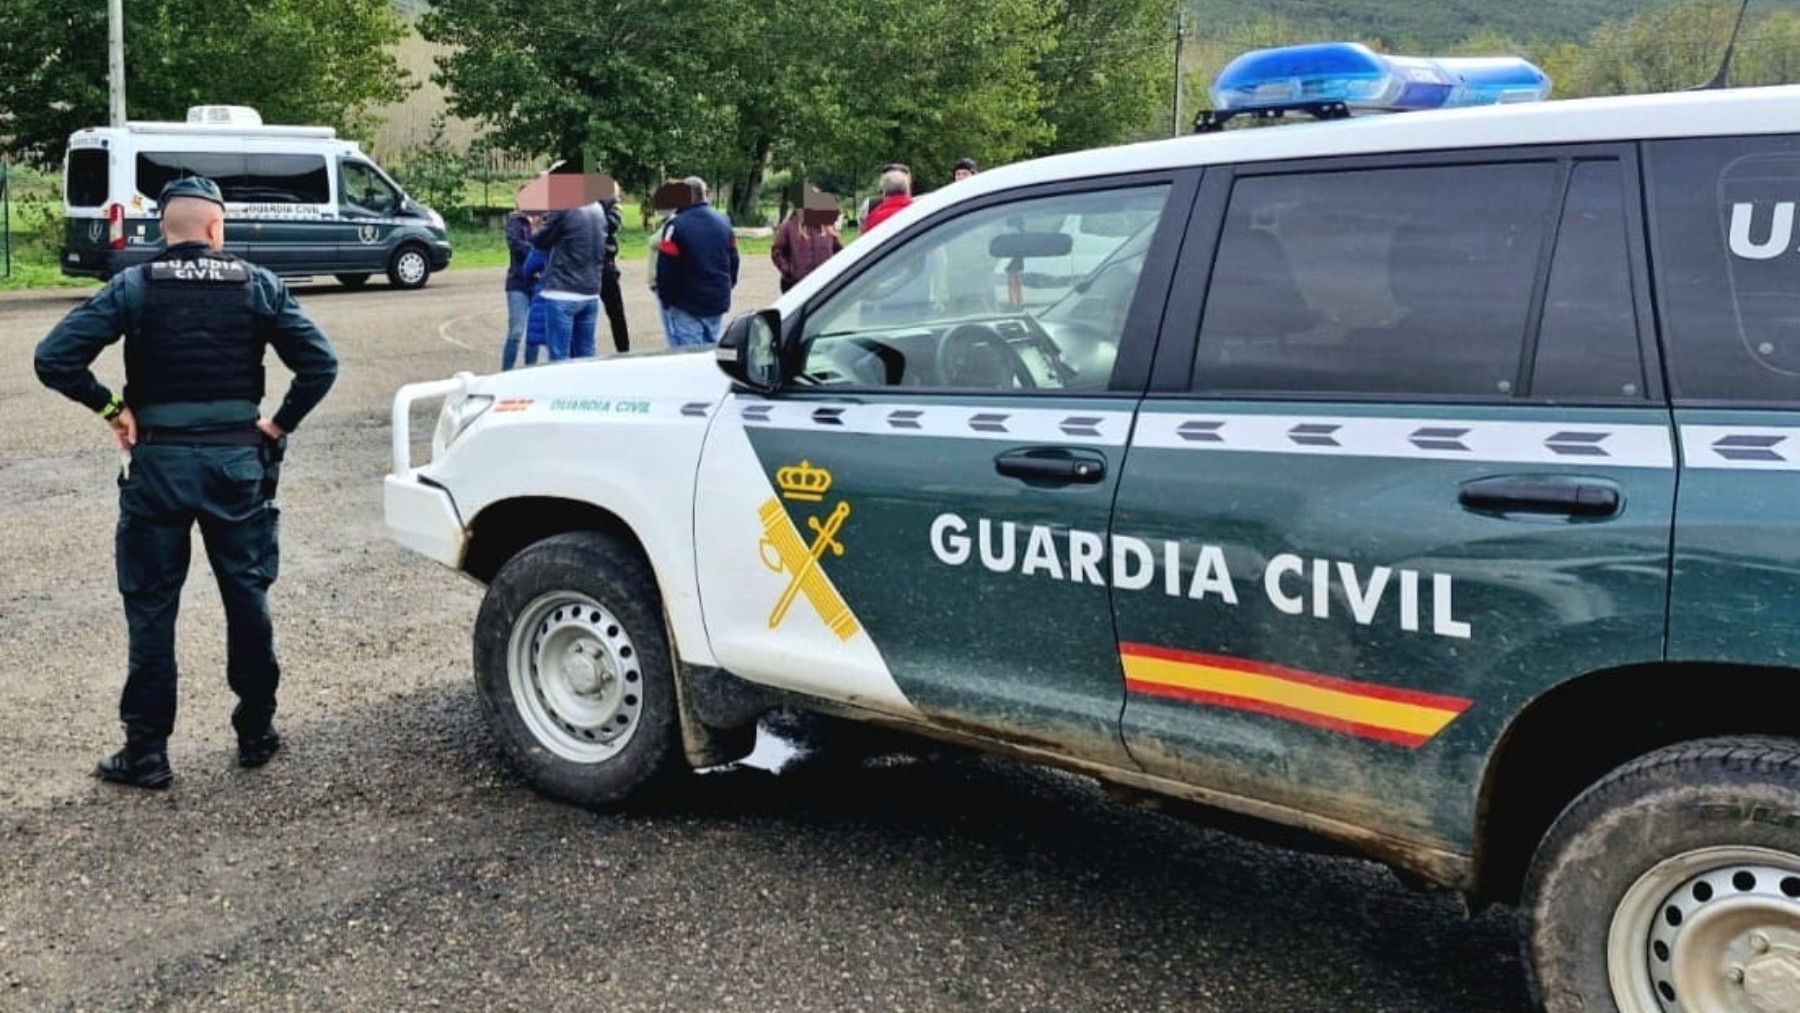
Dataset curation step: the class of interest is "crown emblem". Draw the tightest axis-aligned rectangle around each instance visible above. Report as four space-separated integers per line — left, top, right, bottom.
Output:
776 460 832 502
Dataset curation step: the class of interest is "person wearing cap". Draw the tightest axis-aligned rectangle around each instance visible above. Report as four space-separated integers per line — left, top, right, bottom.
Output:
653 176 740 345
953 157 979 182
33 175 339 790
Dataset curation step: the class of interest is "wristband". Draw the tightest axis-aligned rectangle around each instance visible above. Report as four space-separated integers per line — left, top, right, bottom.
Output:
99 395 125 422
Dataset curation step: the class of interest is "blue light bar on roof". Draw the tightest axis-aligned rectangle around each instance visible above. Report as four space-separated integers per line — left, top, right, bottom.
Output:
1210 42 1551 116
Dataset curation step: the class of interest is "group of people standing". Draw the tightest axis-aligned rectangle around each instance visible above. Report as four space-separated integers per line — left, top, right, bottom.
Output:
499 158 980 367
501 194 628 370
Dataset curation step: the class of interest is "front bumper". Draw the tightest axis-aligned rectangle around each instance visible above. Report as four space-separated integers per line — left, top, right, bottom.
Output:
384 471 465 568
384 372 476 569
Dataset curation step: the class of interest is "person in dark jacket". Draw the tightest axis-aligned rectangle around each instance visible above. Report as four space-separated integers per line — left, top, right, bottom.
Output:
653 176 740 346
33 176 339 789
501 206 535 370
531 200 608 360
599 196 630 353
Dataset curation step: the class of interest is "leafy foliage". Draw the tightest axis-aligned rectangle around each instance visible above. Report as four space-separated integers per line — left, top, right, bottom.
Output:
420 0 1173 222
0 0 413 168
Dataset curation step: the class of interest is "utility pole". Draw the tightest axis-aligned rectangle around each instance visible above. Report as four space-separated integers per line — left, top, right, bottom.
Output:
108 0 127 126
1172 11 1185 136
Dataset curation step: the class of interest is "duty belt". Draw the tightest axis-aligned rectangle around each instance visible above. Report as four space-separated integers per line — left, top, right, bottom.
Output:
136 425 265 447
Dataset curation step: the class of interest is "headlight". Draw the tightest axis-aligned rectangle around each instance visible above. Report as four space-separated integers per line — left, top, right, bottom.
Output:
426 207 446 231
432 392 493 457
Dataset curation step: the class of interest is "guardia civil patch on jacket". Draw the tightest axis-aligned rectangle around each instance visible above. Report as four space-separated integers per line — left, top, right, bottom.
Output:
148 257 250 283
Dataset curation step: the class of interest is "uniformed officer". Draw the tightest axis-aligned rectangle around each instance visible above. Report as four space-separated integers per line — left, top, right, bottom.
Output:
33 176 339 790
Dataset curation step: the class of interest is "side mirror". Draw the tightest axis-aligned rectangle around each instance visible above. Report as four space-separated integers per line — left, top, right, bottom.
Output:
716 310 784 393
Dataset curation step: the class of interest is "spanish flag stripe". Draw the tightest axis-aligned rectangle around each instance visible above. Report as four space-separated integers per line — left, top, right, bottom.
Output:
1121 642 1472 712
1119 646 1471 748
1126 679 1432 748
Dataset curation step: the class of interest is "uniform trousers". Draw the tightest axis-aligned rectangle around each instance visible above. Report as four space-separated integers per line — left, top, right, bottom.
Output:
116 440 280 753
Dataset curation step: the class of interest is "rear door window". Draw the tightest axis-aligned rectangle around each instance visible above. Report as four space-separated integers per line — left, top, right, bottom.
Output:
1647 135 1800 404
65 149 110 208
1193 161 1559 399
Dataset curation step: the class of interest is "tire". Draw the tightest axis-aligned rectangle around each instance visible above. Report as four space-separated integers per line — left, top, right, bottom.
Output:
1523 737 1800 1013
335 273 371 289
386 243 432 289
473 532 683 808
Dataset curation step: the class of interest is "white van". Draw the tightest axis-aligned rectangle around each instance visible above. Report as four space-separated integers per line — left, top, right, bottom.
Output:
61 105 452 289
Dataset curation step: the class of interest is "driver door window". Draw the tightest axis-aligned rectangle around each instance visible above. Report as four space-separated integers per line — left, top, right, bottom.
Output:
341 161 399 216
799 185 1171 391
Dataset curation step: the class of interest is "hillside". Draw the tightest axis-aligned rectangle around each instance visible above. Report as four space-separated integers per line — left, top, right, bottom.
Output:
1185 0 1790 48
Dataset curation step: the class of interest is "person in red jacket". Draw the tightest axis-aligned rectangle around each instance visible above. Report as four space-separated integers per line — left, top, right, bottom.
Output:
860 167 913 234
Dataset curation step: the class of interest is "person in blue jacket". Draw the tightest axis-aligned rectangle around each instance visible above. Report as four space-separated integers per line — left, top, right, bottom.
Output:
653 176 740 346
519 247 550 367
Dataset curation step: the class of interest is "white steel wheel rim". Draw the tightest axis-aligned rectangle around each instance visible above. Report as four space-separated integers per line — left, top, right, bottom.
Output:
396 249 427 284
1607 845 1800 1013
507 591 644 763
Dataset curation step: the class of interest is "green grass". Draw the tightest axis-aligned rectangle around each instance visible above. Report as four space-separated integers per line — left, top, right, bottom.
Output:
445 220 784 271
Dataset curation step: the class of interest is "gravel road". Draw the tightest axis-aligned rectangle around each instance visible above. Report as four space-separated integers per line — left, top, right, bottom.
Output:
0 261 1532 1012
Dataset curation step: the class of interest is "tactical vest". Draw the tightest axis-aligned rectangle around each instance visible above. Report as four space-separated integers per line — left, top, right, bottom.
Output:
124 249 265 408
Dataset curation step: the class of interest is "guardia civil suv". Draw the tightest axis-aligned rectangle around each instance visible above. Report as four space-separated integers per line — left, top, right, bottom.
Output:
386 44 1800 1013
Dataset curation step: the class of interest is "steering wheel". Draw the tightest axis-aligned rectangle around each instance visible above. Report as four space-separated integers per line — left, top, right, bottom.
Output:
936 323 1038 389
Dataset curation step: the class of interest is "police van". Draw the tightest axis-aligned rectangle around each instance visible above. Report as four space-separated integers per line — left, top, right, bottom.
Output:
61 105 452 289
385 44 1800 1013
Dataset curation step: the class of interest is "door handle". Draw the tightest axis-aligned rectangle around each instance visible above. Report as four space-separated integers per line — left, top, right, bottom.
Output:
1459 476 1621 518
995 449 1106 484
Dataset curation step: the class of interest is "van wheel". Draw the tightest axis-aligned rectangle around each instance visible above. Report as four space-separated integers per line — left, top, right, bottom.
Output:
473 532 683 808
386 244 431 289
335 273 370 289
1523 737 1800 1013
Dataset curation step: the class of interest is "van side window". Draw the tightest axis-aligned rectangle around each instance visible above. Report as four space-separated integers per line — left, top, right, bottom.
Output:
1533 161 1645 400
243 154 330 204
1648 136 1800 404
1193 162 1558 398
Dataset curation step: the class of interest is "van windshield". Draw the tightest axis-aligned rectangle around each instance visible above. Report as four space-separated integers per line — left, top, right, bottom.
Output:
66 149 109 208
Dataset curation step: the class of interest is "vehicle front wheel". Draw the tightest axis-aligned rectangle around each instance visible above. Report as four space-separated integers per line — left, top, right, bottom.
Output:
386 244 431 289
473 532 683 808
1524 737 1800 1013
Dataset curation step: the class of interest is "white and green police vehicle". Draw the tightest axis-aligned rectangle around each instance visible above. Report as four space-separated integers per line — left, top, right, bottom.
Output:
386 44 1800 1013
61 105 452 289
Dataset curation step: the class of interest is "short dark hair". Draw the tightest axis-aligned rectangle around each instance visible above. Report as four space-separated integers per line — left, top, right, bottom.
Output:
954 157 978 173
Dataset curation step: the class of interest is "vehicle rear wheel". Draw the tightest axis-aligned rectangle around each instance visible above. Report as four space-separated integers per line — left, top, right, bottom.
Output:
1524 737 1800 1013
473 532 683 808
335 273 370 289
386 243 431 289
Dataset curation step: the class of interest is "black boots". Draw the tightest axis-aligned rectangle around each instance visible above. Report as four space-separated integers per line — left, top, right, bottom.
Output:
237 729 282 768
95 729 281 788
94 749 174 790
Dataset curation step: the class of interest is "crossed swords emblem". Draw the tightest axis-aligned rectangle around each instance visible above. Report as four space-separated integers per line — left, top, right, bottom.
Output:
758 498 859 641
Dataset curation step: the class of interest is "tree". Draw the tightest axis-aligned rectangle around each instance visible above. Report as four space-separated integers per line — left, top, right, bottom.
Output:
0 0 413 168
1030 0 1176 152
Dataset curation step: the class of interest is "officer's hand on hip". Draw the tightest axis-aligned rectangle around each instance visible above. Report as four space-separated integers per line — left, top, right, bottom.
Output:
108 408 137 450
256 418 287 440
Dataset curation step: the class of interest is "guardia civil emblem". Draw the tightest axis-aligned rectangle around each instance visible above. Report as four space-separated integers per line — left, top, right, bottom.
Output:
357 225 381 245
758 461 858 640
